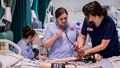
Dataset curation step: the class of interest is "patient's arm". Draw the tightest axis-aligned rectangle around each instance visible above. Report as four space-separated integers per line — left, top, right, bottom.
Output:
39 63 51 68
47 54 102 62
47 57 77 62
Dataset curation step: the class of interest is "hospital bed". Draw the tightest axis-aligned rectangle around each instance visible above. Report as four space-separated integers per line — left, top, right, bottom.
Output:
1 39 120 68
39 56 120 68
0 39 39 68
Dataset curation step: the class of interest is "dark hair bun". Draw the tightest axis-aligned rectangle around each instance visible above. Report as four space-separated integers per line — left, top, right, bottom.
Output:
23 25 36 38
101 8 107 17
23 25 31 33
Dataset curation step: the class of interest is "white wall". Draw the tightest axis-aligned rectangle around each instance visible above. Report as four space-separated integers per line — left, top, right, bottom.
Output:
52 0 120 12
52 0 120 23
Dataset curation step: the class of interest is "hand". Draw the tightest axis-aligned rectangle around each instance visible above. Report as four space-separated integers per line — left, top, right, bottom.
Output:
54 29 62 39
94 54 103 61
76 47 85 59
74 44 83 52
39 55 48 61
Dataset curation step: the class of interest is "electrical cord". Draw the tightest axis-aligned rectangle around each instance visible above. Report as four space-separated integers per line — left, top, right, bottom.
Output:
10 58 23 67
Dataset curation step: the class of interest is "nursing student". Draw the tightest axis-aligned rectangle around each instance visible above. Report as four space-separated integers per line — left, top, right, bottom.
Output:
43 7 79 59
77 1 120 58
17 25 38 60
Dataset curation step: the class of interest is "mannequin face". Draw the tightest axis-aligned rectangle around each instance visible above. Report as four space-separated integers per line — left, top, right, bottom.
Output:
56 13 68 26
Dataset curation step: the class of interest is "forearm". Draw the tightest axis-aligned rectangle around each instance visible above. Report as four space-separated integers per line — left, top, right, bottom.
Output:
43 35 58 48
77 35 86 48
85 44 106 55
85 39 110 55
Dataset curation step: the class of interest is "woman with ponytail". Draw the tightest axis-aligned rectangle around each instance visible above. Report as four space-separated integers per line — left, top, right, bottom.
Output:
17 25 38 60
77 1 120 58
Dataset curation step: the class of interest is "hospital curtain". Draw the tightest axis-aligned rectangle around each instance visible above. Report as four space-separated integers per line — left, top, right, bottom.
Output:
38 0 51 28
31 0 38 17
11 0 31 43
0 2 5 19
0 0 16 41
5 0 16 31
0 0 16 19
0 0 16 30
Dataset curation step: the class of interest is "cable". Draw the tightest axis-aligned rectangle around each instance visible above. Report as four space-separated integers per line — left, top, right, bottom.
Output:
10 58 23 67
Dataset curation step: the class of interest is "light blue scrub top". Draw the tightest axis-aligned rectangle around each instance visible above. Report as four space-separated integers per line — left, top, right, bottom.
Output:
44 22 78 58
17 39 35 59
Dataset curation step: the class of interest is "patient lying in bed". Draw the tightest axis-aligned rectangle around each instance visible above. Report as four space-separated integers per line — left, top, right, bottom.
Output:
44 54 103 62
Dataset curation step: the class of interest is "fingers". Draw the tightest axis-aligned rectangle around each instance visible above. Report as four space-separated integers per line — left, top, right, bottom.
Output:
74 44 84 52
55 29 62 38
75 47 85 59
75 46 85 53
39 55 48 61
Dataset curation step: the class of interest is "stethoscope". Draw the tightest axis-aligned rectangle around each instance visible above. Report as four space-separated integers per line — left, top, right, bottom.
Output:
56 22 76 48
56 23 79 56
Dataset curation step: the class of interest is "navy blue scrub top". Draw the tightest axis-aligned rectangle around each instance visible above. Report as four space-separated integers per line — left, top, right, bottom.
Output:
81 16 120 58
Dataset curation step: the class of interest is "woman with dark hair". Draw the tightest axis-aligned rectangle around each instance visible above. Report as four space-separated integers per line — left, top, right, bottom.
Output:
17 25 38 60
77 1 120 58
43 7 79 58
